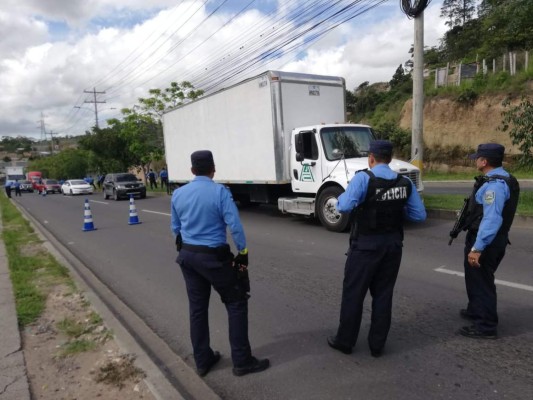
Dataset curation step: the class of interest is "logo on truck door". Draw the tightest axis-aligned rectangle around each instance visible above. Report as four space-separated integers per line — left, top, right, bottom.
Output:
300 165 314 182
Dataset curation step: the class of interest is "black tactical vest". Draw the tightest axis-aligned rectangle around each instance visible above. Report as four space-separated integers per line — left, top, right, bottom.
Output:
466 174 520 234
352 170 412 236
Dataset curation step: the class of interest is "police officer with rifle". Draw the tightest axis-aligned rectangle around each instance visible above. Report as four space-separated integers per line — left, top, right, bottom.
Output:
171 150 269 377
450 143 519 339
327 140 426 357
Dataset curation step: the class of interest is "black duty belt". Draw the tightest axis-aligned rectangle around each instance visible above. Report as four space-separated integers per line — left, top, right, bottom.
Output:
181 243 219 254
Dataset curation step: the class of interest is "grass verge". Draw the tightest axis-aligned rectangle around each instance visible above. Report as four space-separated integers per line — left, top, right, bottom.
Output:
424 169 533 181
423 191 533 216
0 193 71 326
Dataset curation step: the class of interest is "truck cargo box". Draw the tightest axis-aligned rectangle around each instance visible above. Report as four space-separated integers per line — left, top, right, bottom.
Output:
163 70 346 183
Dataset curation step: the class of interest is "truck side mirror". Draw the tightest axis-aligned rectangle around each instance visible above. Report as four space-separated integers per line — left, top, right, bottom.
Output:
295 133 303 153
295 133 304 162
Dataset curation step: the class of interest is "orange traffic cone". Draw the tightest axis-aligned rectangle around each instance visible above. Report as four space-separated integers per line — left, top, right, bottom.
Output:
82 198 97 231
128 195 141 225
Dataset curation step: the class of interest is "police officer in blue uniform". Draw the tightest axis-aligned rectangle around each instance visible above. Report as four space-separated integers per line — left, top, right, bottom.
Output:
171 150 269 377
327 140 426 357
458 143 519 339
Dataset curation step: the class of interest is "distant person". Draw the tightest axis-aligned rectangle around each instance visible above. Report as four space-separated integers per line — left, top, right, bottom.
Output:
171 150 269 377
159 167 169 193
84 176 96 190
97 174 105 189
14 180 22 197
4 181 12 198
457 143 520 339
148 169 157 189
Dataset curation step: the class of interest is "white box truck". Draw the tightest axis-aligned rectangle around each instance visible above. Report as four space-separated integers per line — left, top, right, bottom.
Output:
5 166 25 182
163 70 422 232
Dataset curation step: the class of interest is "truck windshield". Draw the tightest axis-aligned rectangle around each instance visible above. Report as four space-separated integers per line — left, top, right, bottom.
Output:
320 126 374 160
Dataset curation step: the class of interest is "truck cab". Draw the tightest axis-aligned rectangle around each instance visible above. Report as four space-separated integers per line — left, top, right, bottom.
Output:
278 124 422 232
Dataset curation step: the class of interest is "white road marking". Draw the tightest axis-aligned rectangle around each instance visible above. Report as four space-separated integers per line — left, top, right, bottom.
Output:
43 220 49 224
89 200 108 205
435 266 533 292
142 209 170 216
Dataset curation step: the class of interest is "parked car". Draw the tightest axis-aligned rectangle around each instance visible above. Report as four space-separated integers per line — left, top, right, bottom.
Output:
41 179 61 194
103 173 146 201
61 179 94 196
18 180 34 193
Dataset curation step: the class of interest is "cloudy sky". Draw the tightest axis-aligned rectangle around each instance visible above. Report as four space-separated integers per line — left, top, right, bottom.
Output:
0 0 447 139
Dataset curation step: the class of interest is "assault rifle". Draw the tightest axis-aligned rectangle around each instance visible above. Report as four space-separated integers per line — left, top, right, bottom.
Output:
448 175 486 245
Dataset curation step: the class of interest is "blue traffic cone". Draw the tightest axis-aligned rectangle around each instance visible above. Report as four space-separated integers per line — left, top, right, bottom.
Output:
128 195 141 225
82 198 97 231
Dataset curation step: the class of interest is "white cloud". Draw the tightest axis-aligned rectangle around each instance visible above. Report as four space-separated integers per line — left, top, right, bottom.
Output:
0 1 447 138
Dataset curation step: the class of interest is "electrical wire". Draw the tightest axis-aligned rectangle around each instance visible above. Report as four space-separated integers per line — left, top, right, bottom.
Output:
400 0 432 18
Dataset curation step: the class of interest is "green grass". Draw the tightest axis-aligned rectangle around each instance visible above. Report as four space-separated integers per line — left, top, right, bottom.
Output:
59 339 97 356
0 193 72 326
424 169 533 181
424 191 533 216
57 317 89 338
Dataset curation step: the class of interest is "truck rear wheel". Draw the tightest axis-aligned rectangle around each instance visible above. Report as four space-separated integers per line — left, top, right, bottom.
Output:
317 187 350 232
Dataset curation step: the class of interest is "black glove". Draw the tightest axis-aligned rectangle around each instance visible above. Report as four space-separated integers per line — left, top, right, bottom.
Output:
234 252 248 268
175 234 183 252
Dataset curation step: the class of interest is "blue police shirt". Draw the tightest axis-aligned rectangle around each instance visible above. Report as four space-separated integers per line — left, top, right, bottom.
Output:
473 167 511 251
171 176 246 251
159 170 168 178
337 164 426 222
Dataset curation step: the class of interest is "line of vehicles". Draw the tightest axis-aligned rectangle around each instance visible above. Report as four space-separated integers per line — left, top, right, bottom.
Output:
7 170 147 200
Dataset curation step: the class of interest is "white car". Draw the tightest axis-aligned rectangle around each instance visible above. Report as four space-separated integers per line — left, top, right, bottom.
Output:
61 179 94 196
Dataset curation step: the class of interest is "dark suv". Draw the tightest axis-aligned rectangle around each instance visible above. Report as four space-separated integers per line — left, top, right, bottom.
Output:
103 173 146 201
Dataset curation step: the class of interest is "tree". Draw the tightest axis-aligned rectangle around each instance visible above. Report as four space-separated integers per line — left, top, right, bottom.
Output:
136 81 204 119
27 149 90 179
389 65 410 88
479 0 533 56
500 97 533 167
78 125 135 173
440 0 476 28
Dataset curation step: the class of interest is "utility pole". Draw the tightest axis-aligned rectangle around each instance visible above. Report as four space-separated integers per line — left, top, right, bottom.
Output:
38 112 46 142
84 88 106 128
411 12 424 175
48 130 58 155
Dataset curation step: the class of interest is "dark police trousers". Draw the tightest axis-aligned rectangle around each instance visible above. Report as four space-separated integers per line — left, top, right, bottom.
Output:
336 232 403 352
177 248 252 369
463 230 507 333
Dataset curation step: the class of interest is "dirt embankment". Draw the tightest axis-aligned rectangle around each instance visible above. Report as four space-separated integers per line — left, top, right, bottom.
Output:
399 95 522 153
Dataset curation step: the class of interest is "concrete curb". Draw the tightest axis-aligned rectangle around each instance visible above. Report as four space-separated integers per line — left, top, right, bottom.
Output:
0 207 31 400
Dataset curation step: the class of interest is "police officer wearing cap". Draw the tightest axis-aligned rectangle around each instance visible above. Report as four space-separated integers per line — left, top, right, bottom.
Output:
171 150 269 377
327 140 426 357
458 143 519 339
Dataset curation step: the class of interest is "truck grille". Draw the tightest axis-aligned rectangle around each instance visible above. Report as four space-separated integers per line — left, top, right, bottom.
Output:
399 171 421 190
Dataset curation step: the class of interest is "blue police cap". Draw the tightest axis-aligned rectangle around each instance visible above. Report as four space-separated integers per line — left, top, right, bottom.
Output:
468 143 505 159
191 150 215 169
369 140 393 157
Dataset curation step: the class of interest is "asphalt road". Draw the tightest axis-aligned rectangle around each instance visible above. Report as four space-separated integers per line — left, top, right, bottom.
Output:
12 191 533 400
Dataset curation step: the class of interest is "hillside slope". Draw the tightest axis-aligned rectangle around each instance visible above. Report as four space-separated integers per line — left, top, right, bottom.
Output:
399 95 523 153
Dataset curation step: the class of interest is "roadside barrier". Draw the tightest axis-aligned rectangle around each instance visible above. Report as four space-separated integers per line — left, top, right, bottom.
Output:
82 198 97 231
128 195 141 225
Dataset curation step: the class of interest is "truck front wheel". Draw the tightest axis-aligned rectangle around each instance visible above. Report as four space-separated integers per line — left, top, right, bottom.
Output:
317 187 350 232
